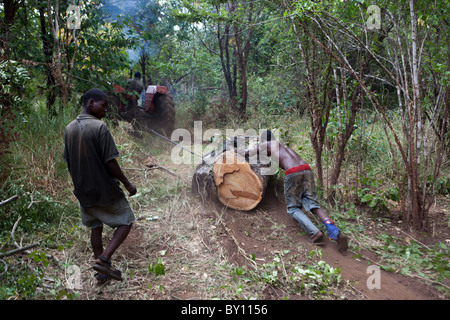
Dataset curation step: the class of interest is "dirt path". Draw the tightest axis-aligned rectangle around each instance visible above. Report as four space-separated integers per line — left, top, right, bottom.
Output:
214 185 445 300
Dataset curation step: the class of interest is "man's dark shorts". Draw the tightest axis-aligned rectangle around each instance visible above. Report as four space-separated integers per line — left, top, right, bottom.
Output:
284 170 321 212
80 197 136 229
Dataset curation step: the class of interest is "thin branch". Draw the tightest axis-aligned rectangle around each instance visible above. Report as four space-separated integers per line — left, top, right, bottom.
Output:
0 243 39 258
297 13 409 168
0 195 19 207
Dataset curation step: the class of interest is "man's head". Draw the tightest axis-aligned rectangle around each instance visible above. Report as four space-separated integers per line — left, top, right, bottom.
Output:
260 130 275 142
82 88 109 119
134 72 141 79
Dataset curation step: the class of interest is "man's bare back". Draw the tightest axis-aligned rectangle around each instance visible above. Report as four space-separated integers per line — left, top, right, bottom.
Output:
261 140 308 171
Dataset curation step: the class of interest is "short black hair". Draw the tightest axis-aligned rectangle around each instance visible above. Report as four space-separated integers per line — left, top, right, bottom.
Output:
134 72 141 78
261 130 274 142
82 88 108 107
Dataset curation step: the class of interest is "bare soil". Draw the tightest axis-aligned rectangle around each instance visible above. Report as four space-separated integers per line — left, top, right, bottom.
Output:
219 185 446 300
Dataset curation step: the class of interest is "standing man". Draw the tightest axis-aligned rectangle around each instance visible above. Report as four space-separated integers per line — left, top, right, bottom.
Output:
246 130 348 251
64 88 137 282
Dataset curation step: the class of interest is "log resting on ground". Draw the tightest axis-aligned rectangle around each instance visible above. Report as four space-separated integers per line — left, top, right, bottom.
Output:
192 136 271 211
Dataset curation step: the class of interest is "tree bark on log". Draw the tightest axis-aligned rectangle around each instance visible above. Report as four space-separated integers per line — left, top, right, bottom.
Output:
192 137 270 211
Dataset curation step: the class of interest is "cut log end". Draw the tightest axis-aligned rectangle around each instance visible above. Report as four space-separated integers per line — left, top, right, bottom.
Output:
192 136 270 211
213 151 264 211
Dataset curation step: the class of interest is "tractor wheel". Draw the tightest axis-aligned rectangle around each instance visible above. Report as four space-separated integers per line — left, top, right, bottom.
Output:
152 93 175 137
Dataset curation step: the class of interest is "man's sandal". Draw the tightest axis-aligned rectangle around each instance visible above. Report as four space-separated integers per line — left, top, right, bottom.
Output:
93 255 123 281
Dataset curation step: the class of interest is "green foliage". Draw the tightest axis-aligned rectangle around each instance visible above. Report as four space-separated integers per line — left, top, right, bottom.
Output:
74 17 133 92
356 172 399 215
0 250 51 300
148 258 166 277
0 55 30 177
253 82 300 115
5 1 135 103
375 234 450 286
357 187 393 214
230 249 344 299
0 183 73 235
147 258 166 291
0 59 30 98
0 261 41 299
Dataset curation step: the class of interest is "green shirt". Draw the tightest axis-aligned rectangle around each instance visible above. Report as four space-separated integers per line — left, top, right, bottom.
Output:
63 114 125 207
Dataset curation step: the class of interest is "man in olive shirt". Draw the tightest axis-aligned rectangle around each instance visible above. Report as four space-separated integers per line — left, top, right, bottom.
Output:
64 88 137 282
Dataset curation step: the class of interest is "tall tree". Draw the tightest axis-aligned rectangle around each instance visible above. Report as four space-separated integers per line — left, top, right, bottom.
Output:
280 0 372 196
38 1 57 113
176 0 262 116
47 0 79 107
1 0 25 43
229 0 262 115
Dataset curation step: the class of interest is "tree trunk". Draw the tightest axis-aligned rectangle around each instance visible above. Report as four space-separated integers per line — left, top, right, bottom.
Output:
328 87 361 189
192 139 270 211
47 0 78 109
217 20 237 104
38 3 56 114
2 0 23 30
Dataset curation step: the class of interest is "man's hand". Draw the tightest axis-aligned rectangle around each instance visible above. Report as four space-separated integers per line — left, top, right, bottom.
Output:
125 182 137 196
105 159 137 196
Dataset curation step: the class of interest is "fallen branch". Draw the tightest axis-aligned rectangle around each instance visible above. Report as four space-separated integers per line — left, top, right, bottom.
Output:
0 243 39 258
6 215 39 256
0 195 19 207
211 207 258 270
8 215 59 263
0 260 7 275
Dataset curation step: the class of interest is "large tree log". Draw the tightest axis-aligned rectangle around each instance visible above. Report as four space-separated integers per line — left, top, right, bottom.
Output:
192 137 270 211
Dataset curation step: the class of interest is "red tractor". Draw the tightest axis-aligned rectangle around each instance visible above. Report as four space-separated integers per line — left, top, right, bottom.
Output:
108 83 175 137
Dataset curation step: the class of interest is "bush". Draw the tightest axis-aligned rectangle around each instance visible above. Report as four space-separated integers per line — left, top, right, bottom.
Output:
0 183 77 235
0 101 79 236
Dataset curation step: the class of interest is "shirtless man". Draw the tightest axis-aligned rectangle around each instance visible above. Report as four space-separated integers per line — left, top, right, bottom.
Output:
247 130 348 250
